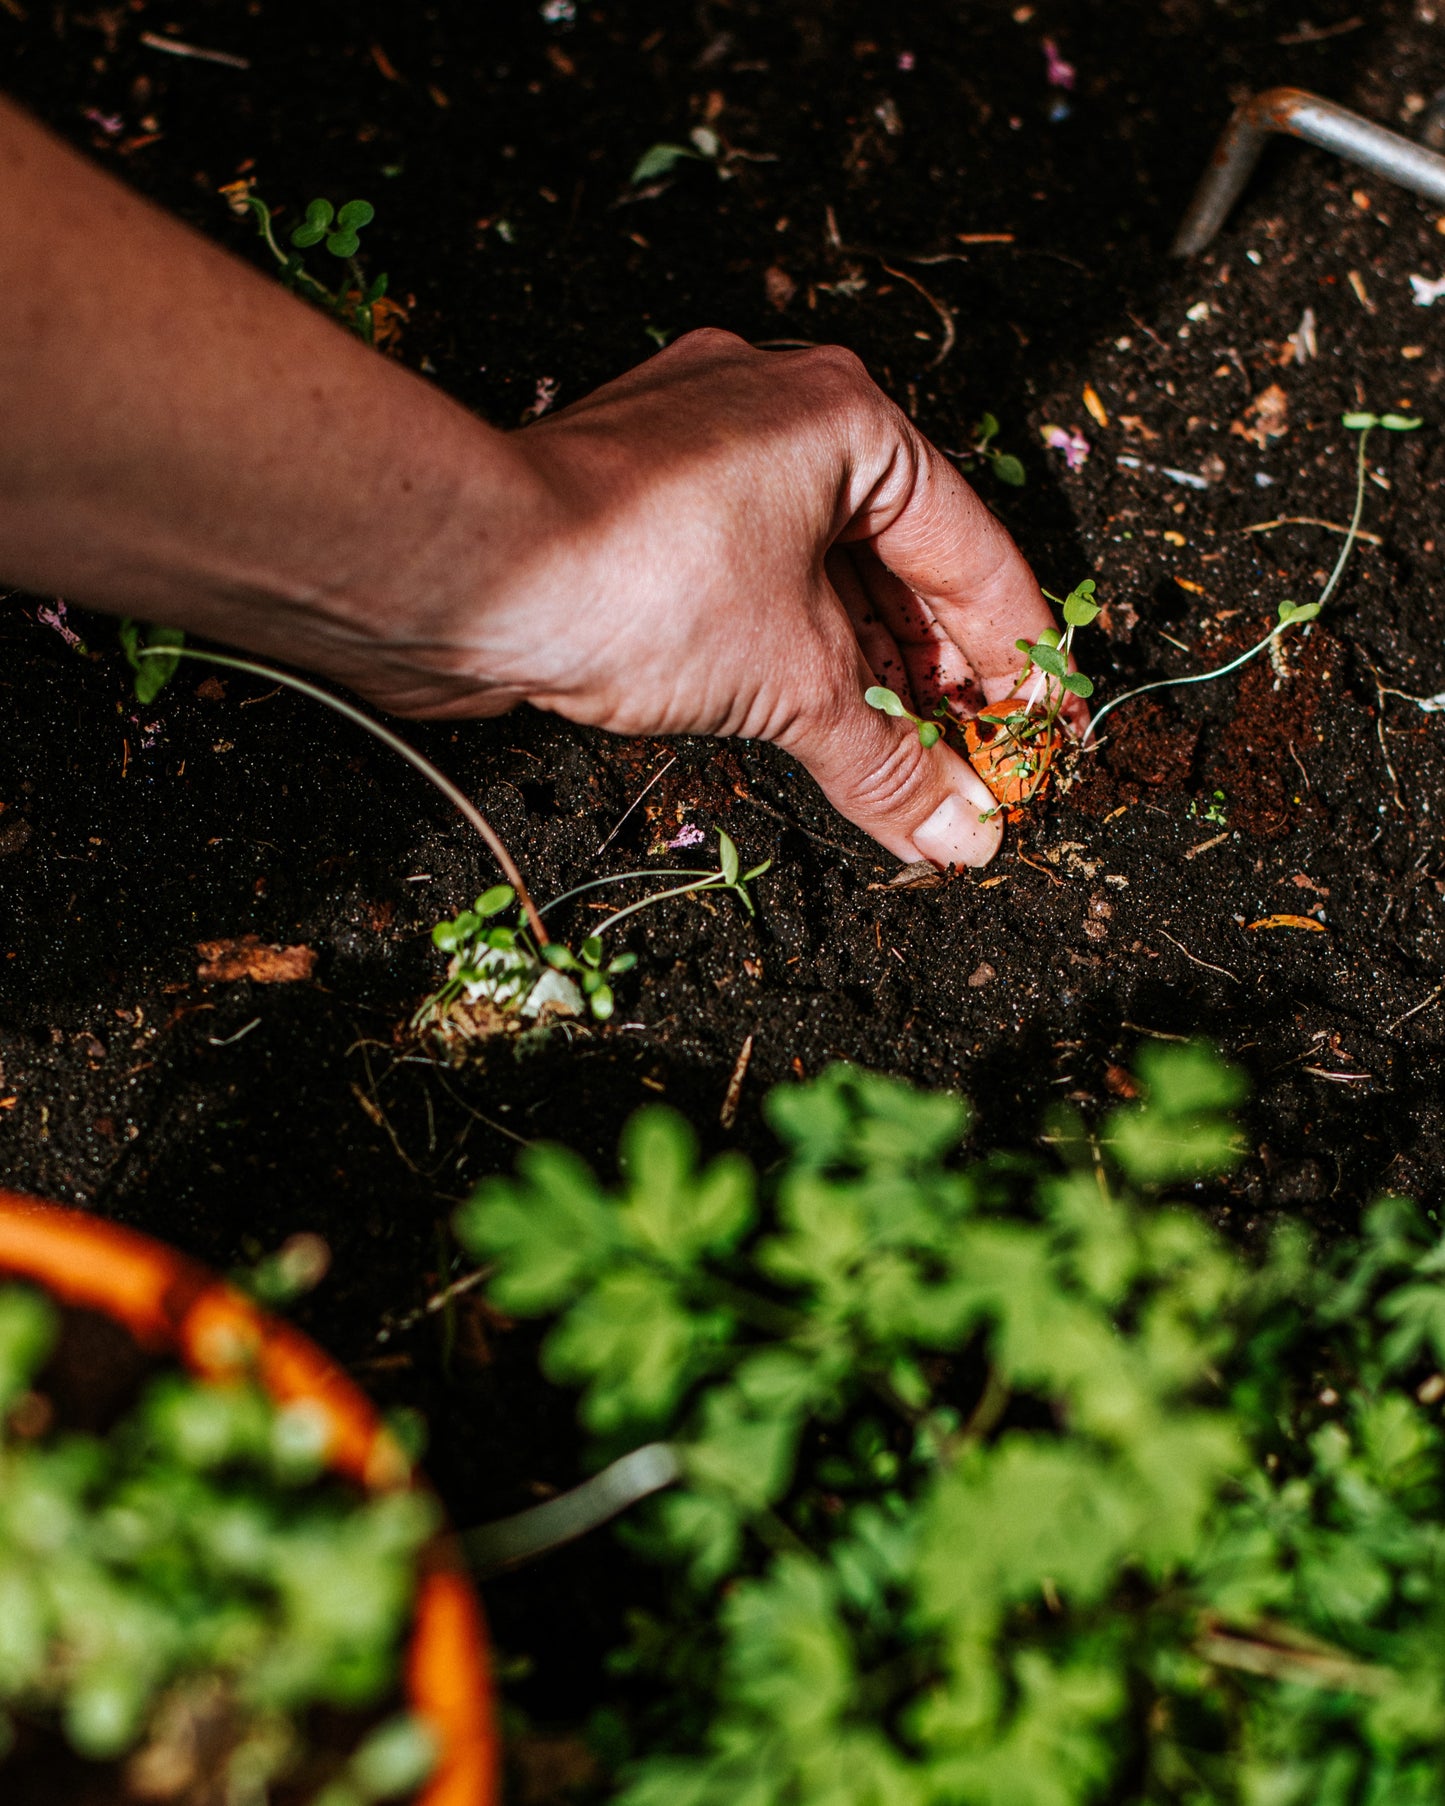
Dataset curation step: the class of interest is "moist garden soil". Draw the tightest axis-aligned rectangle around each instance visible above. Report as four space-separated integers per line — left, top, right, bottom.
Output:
5 0 1445 1780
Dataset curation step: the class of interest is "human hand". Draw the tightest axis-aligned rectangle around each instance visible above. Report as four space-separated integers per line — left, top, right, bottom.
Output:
410 330 1071 869
0 108 1067 870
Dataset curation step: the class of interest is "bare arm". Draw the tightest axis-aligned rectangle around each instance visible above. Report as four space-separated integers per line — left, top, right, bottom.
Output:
0 98 1064 868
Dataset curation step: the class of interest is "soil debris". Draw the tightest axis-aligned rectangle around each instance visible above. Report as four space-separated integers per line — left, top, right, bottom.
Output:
195 936 316 983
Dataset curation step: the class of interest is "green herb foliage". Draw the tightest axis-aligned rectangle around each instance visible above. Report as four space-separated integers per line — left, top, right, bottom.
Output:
457 1048 1445 1805
420 831 769 1030
0 1290 436 1803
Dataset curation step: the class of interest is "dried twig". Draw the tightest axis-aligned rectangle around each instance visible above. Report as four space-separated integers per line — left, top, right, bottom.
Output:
595 753 677 858
720 1034 754 1130
1386 985 1444 1035
1241 516 1382 545
1159 930 1240 984
140 30 250 68
878 262 956 366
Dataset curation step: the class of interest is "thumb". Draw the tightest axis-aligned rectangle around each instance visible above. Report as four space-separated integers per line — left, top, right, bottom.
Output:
783 658 1004 869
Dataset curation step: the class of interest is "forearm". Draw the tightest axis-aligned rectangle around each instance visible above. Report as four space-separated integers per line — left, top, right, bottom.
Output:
0 99 542 706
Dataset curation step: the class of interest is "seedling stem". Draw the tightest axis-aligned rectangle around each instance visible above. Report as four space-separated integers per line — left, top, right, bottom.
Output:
134 645 546 940
1086 412 1421 744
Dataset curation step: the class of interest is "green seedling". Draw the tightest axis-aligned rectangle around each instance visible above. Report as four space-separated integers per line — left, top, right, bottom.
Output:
118 618 185 705
1087 411 1422 743
970 410 1027 486
1015 573 1099 716
862 685 948 747
0 1284 436 1800
631 128 720 185
1189 787 1228 827
865 577 1098 817
128 647 770 1039
420 831 770 1029
226 187 388 346
945 412 1027 487
456 1045 1445 1806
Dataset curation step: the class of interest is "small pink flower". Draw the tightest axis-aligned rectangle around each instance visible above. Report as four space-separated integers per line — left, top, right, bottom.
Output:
667 823 706 850
36 600 83 650
1042 37 1076 90
897 51 915 71
522 377 558 423
1042 424 1090 471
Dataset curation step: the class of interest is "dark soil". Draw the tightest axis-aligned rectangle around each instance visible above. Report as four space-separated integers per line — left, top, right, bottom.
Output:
4 0 1445 1772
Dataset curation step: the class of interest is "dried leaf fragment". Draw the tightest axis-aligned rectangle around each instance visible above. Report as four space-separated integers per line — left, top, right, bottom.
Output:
196 935 317 982
1246 914 1326 933
872 860 946 891
1230 383 1289 449
764 264 797 310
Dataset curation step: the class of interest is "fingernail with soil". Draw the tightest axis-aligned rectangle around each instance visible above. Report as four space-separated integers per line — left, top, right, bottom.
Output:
912 786 1001 870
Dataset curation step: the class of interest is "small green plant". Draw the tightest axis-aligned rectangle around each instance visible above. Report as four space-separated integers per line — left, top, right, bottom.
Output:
420 831 770 1029
866 578 1097 816
1016 573 1099 714
862 685 948 747
0 1287 436 1803
1189 787 1228 827
1087 411 1422 743
118 618 185 706
966 411 1027 487
224 186 389 348
631 129 721 185
867 577 1096 749
456 1045 1445 1806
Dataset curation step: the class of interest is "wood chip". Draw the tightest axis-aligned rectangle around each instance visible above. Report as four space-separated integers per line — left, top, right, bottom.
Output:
196 936 317 982
1347 269 1375 312
764 265 797 310
1082 383 1109 427
720 1034 754 1130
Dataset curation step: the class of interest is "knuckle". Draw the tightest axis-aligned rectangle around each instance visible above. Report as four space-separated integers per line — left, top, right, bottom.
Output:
669 325 749 359
803 342 871 388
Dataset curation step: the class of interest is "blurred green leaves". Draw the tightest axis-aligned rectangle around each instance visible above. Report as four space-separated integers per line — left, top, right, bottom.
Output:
460 1043 1445 1806
0 1288 434 1791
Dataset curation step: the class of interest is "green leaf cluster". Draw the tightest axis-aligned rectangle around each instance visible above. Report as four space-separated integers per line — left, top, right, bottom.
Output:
291 197 377 260
0 1289 435 1798
230 188 389 345
460 1047 1445 1805
972 412 1027 486
118 618 185 705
